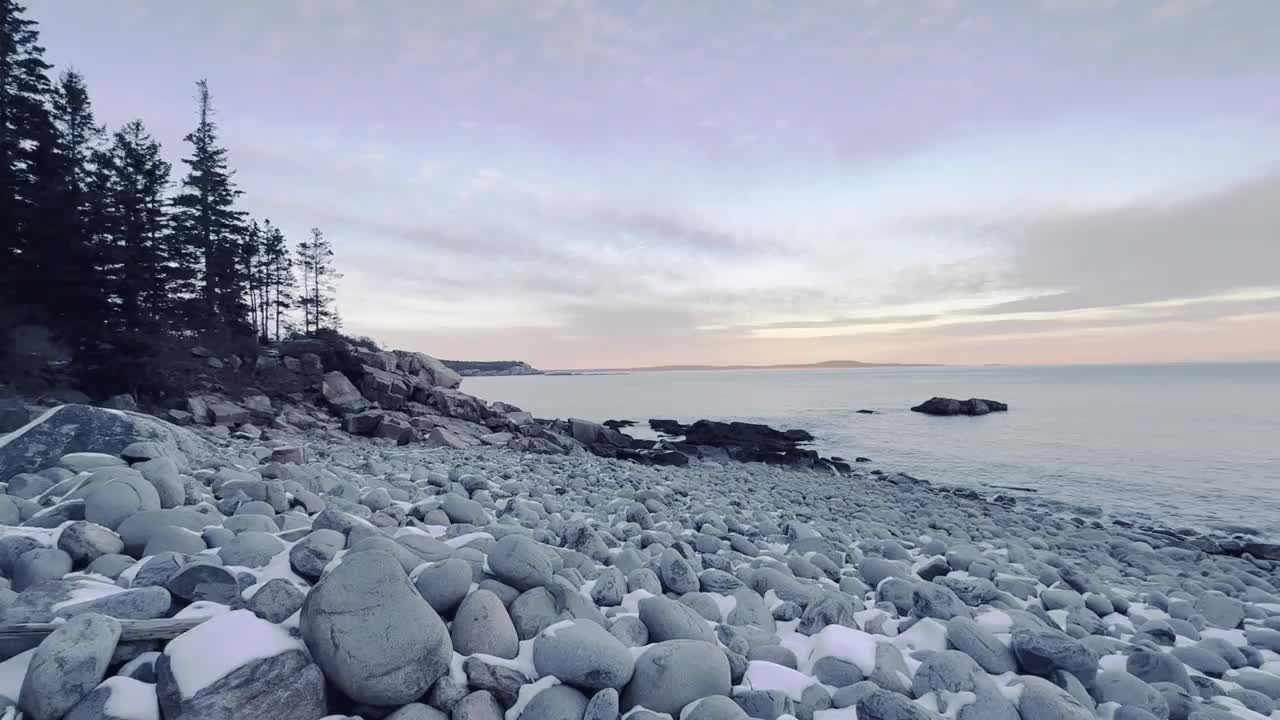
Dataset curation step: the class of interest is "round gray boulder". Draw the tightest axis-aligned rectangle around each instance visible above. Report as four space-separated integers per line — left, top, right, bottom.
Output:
218 530 285 568
414 558 474 615
488 534 553 591
300 551 453 705
620 640 731 715
533 619 635 690
451 589 519 658
19 613 121 720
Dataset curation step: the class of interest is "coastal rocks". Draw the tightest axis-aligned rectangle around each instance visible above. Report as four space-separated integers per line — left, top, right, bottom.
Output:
621 640 731 715
300 551 453 705
156 609 327 720
532 619 635 690
20 613 121 720
910 397 1009 416
0 403 209 478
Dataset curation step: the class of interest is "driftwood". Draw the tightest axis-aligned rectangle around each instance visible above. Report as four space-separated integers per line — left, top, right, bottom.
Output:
0 617 206 649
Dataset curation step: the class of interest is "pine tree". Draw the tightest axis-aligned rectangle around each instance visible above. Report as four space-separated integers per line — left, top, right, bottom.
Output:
296 227 341 334
97 119 172 334
0 0 53 314
25 69 110 350
258 220 295 341
170 79 248 335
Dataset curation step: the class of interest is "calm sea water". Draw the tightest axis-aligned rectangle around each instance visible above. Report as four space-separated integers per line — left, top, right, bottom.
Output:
468 364 1280 536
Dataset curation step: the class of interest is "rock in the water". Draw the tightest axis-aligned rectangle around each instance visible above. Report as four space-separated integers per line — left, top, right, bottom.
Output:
300 551 452 705
620 640 731 715
533 619 635 690
19 613 121 720
910 397 1008 416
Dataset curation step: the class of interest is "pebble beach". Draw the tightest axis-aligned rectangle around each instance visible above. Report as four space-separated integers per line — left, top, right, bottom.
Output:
1 406 1279 720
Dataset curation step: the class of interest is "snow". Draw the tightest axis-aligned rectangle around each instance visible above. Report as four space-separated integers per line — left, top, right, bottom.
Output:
164 609 302 699
619 589 655 614
237 545 309 599
472 639 538 679
1201 627 1248 647
917 690 977 719
173 601 232 620
893 618 949 654
0 650 34 703
802 624 879 675
504 675 560 720
100 676 160 720
540 619 577 639
623 708 673 720
51 577 126 611
1098 653 1129 673
736 660 815 701
1046 609 1069 630
707 592 738 620
975 609 1013 634
445 531 493 548
0 522 72 543
812 707 858 720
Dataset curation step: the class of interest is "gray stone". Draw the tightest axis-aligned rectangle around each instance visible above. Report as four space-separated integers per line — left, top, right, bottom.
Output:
813 656 865 686
300 552 453 705
1017 676 1094 720
1194 592 1244 629
855 688 940 720
84 474 161 530
464 656 530 706
1128 650 1192 693
116 508 212 557
1233 668 1280 700
247 578 305 623
584 688 620 720
414 558 473 615
685 695 750 720
488 534 554 590
512 586 560 640
0 404 209 480
519 684 589 720
218 530 284 568
386 704 449 720
1170 646 1230 677
19 613 121 720
13 548 72 591
142 524 207 556
156 621 326 720
167 562 241 604
451 589 519 659
454 690 504 720
1093 671 1170 719
63 677 158 720
947 616 1017 674
57 521 124 566
533 619 635 690
57 585 171 621
1011 625 1099 684
659 548 699 594
289 528 344 579
639 594 715 642
621 640 731 715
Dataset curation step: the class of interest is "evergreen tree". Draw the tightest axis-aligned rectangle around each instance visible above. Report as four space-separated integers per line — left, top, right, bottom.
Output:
258 220 295 341
170 79 248 334
97 119 172 334
0 0 53 313
296 227 341 334
25 69 109 349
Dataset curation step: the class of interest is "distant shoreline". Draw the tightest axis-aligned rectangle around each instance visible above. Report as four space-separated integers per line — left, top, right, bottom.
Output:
546 359 940 374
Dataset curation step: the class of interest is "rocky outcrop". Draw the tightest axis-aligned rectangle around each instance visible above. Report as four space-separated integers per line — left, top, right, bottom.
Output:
642 419 844 472
440 360 542 376
0 404 212 479
910 397 1009 416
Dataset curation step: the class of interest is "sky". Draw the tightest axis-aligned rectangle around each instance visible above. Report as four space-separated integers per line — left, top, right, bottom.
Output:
29 0 1280 368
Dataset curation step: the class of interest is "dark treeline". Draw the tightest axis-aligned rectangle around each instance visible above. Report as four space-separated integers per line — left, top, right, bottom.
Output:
1 0 342 391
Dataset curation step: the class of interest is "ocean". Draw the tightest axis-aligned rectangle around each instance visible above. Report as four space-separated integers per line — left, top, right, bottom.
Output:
467 363 1280 537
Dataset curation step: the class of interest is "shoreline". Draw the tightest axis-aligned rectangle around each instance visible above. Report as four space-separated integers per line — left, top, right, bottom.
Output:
1 404 1278 719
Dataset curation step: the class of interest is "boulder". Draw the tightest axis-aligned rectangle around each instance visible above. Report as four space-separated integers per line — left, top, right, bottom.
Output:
19 613 121 720
620 640 731 715
321 371 367 414
0 404 210 480
157 609 326 720
300 552 453 705
910 397 1009 416
532 619 635 690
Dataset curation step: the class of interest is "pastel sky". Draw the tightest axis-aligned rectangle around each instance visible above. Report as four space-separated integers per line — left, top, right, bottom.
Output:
31 0 1280 367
